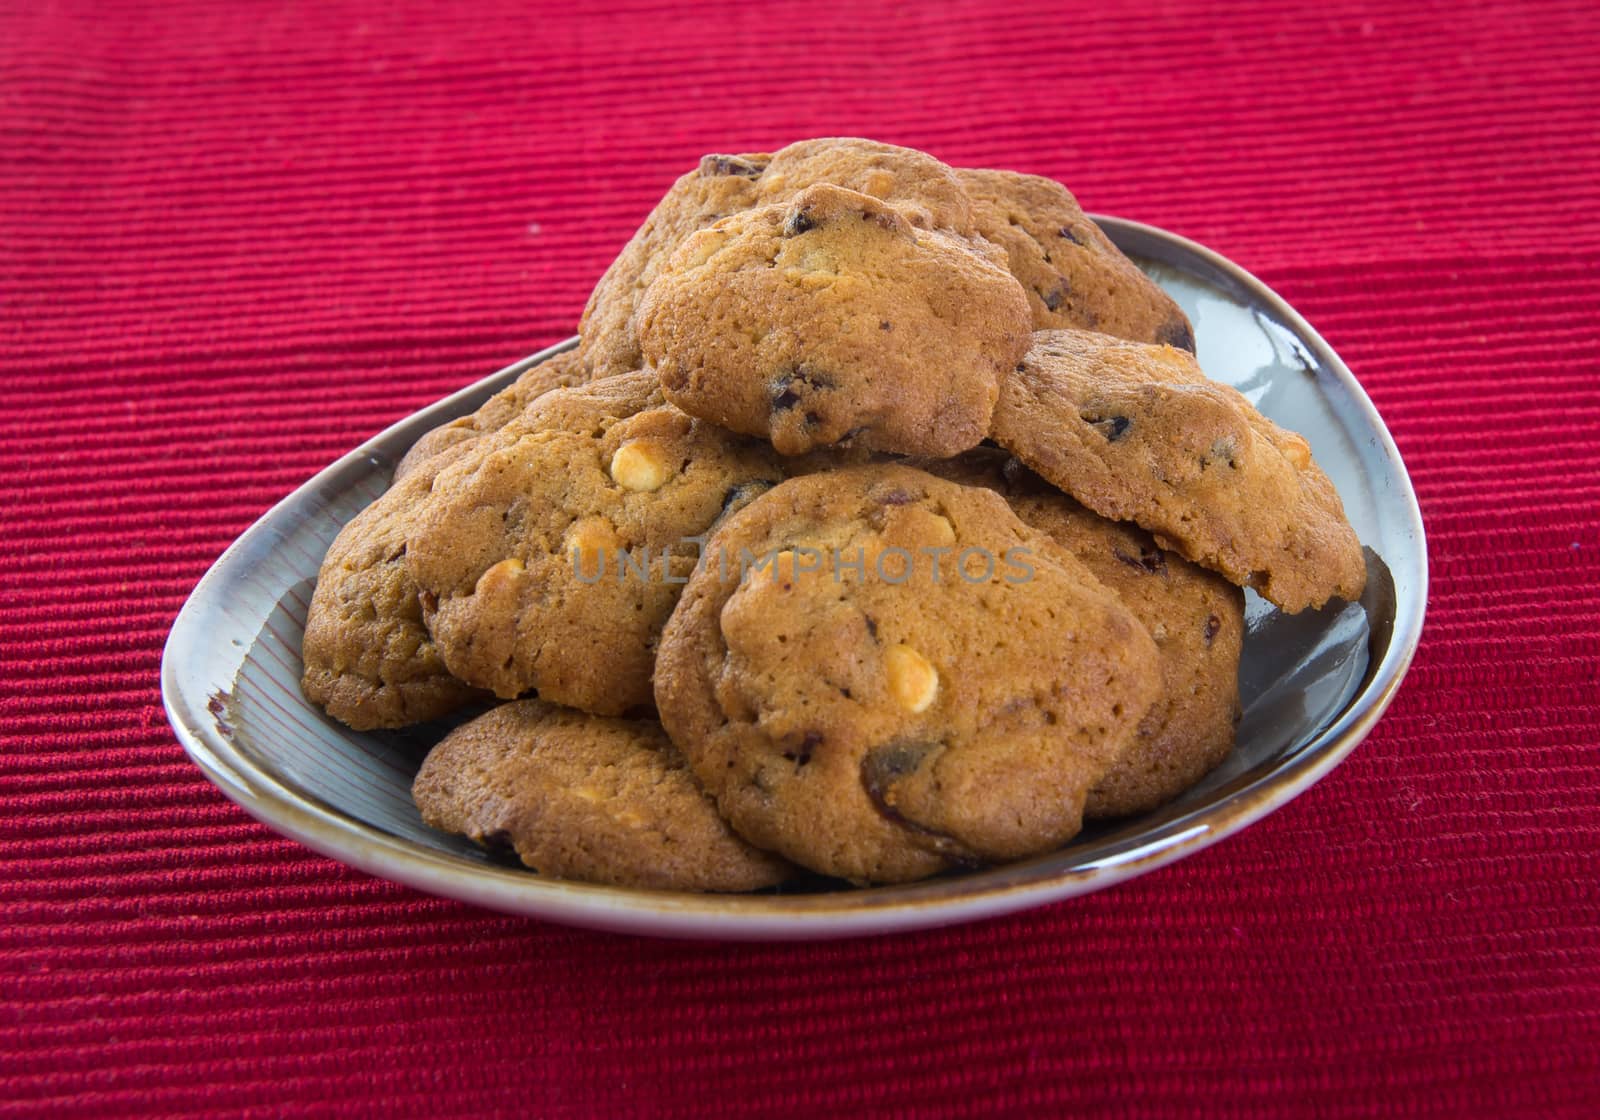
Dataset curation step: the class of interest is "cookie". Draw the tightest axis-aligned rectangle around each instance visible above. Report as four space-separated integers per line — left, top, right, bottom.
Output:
301 450 481 730
579 153 770 381
404 370 784 716
579 137 978 380
757 136 975 233
923 452 1243 817
959 168 1194 350
394 349 592 484
991 329 1367 612
413 700 792 891
653 464 1162 884
638 183 1031 457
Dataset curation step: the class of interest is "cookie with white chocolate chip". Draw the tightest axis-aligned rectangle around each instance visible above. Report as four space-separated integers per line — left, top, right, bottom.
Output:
653 464 1162 884
638 183 1031 457
404 370 784 716
922 451 1244 818
958 168 1194 349
413 699 794 891
991 329 1367 612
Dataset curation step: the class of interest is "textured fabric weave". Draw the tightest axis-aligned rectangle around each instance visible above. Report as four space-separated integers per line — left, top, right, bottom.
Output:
3 1 1598 1115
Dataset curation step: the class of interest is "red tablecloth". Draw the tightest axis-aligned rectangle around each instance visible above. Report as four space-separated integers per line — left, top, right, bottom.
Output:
4 1 1598 1115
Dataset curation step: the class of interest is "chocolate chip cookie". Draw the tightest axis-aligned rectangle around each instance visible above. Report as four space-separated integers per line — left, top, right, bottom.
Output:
394 349 592 484
923 451 1244 817
579 155 770 381
404 370 784 716
413 700 793 891
991 329 1367 612
653 464 1162 883
757 136 974 233
579 138 980 381
302 451 481 730
638 183 1031 457
959 168 1194 349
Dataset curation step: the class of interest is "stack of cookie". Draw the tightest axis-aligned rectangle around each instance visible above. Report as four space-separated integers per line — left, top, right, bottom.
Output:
301 138 1366 889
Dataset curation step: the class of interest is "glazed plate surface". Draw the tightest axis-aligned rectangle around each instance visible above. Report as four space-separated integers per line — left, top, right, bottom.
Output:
162 219 1427 940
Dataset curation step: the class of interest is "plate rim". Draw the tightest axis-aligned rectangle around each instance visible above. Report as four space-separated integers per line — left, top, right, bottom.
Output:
161 216 1428 940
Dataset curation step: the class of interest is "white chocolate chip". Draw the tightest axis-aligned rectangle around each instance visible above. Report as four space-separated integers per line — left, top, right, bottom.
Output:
885 643 938 713
914 510 957 546
610 441 672 492
744 548 824 593
475 556 525 596
564 516 621 567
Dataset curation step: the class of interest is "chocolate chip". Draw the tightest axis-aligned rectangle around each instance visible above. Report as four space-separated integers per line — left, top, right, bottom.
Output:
1204 614 1221 645
781 730 824 768
720 479 774 517
1059 225 1086 245
783 209 818 237
1157 316 1196 353
1114 544 1168 576
863 615 879 639
879 320 893 331
1040 285 1065 312
878 488 917 506
1081 412 1131 441
861 740 938 808
860 741 965 845
699 154 767 179
772 367 834 413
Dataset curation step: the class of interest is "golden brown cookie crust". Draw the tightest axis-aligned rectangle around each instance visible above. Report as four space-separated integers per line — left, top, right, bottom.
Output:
580 139 1190 385
922 452 1244 817
579 138 982 381
639 183 1030 457
413 700 793 891
757 137 975 233
404 371 784 716
654 464 1162 884
579 156 770 381
394 349 593 485
991 329 1367 612
301 450 481 730
958 168 1194 349
1015 494 1245 818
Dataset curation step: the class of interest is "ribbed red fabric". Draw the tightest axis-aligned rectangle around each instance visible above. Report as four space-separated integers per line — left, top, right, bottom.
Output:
3 1 1598 1115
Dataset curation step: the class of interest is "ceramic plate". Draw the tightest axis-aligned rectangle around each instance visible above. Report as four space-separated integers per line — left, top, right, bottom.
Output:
162 218 1427 940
